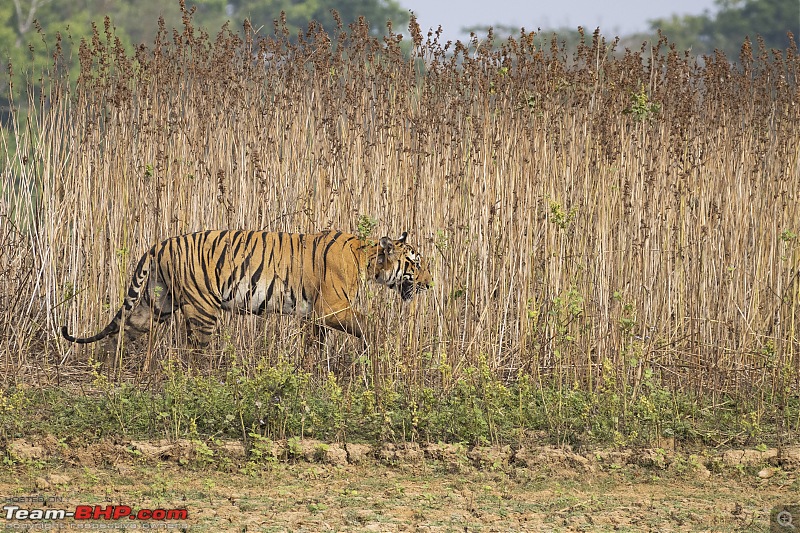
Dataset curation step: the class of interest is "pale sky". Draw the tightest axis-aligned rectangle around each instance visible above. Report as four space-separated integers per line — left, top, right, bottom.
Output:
397 0 718 42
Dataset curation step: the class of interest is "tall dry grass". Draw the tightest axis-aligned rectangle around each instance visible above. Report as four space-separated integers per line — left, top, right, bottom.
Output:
1 9 798 419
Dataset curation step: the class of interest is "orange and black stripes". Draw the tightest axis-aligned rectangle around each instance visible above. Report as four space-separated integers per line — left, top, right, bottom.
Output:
61 230 432 348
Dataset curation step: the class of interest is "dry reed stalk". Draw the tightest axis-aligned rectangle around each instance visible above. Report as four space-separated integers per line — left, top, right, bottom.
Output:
0 13 797 415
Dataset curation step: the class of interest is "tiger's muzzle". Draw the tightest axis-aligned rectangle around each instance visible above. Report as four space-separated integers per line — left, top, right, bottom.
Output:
400 265 433 301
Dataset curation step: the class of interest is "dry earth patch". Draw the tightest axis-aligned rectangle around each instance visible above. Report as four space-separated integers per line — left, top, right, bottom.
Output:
1 437 797 531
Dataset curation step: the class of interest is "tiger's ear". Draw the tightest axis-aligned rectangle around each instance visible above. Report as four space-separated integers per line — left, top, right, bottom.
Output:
398 231 408 243
379 237 393 256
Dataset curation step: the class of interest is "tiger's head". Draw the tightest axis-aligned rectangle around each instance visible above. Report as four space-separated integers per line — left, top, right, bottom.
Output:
374 232 433 301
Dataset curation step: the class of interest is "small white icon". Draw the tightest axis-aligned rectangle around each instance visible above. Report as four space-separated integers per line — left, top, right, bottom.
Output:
777 510 795 529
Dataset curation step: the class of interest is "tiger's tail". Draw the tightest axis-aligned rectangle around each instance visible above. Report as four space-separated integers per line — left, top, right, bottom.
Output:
60 311 123 344
60 246 154 345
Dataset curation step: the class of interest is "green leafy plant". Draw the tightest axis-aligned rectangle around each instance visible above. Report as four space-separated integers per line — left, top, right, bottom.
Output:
625 84 661 121
356 214 378 240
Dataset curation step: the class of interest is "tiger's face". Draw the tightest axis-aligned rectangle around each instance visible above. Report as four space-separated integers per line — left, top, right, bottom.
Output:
375 233 433 301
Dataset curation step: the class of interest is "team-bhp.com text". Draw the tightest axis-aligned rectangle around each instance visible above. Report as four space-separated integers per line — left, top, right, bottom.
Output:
4 505 188 521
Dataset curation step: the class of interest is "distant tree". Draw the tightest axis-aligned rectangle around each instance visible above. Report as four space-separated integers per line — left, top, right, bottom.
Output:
109 0 230 46
1 0 411 115
641 13 715 55
2 0 410 76
461 0 797 60
713 0 797 54
10 0 49 48
647 0 798 58
461 23 598 56
232 0 409 39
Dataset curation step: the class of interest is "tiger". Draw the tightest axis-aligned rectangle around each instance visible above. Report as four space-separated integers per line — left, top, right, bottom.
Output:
61 230 432 348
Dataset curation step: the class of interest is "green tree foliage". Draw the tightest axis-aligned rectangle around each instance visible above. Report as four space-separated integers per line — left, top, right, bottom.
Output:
648 0 798 57
0 0 409 110
0 0 409 182
3 0 408 63
230 0 408 39
463 0 796 61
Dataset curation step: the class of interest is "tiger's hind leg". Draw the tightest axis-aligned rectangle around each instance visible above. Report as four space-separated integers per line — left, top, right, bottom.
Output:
83 296 167 376
180 302 219 368
110 281 177 371
181 303 218 347
124 279 177 337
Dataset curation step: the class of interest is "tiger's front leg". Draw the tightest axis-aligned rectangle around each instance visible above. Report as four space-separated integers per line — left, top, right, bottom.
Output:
181 302 219 347
311 304 369 378
317 304 370 358
317 305 365 339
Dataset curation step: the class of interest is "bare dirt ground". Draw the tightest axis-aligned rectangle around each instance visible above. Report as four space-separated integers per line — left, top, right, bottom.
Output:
2 437 798 532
